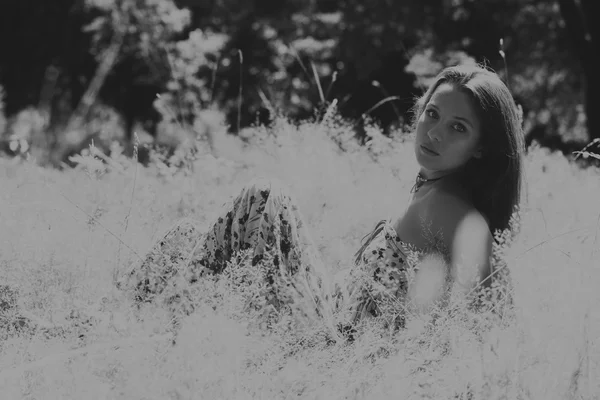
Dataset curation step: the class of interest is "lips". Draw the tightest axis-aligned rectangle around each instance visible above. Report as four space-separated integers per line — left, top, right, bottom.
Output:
420 144 439 156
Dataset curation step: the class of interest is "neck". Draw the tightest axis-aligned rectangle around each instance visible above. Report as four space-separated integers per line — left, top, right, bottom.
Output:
418 166 464 181
411 168 467 196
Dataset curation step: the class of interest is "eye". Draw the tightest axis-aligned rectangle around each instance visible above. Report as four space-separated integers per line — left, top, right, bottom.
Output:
425 109 438 119
452 122 467 132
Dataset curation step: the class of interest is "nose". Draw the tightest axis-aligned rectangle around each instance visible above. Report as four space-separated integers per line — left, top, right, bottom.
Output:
427 122 443 142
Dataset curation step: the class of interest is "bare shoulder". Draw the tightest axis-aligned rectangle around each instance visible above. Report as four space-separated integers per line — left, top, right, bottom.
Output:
424 190 492 254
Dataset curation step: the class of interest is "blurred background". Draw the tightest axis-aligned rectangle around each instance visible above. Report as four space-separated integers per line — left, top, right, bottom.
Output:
0 0 597 167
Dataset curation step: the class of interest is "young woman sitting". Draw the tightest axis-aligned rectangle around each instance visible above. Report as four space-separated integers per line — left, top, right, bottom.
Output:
123 64 525 339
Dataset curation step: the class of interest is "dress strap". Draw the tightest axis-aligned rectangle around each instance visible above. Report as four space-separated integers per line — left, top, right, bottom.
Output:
353 219 388 266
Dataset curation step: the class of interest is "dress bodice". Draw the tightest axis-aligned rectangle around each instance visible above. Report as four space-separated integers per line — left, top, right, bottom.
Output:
353 218 422 269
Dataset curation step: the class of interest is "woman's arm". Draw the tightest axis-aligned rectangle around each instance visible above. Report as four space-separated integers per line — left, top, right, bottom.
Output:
428 194 493 294
448 210 493 293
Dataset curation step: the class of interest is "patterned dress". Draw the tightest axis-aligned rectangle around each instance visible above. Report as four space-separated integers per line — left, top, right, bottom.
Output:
338 219 427 329
123 177 440 334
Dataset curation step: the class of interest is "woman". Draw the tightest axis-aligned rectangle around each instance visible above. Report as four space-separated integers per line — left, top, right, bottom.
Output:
343 64 525 328
124 64 525 337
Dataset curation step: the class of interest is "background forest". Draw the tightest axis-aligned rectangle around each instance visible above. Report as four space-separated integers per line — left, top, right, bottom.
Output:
0 0 598 165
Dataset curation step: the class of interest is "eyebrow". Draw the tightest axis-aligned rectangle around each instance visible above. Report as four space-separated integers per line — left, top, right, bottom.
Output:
428 104 475 128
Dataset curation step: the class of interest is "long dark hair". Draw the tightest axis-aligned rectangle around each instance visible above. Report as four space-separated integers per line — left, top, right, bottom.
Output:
410 64 525 237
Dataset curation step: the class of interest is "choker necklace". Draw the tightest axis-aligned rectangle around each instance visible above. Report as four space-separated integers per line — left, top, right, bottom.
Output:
410 173 443 194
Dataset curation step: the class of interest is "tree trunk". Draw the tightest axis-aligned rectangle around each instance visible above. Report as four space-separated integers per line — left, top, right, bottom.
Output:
558 0 600 140
52 29 125 166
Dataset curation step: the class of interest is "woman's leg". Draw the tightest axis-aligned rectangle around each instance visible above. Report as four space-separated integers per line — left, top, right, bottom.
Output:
124 177 333 326
198 177 333 323
123 217 205 309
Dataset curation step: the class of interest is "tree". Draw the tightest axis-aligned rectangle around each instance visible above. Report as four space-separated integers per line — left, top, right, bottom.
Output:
557 0 599 140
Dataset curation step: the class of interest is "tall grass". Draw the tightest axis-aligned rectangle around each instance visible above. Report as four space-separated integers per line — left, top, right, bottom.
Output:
0 115 599 399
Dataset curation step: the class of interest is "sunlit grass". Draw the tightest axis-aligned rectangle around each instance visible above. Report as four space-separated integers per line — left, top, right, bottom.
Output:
0 116 598 399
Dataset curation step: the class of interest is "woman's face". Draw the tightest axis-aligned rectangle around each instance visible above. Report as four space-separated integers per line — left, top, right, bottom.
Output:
414 83 483 180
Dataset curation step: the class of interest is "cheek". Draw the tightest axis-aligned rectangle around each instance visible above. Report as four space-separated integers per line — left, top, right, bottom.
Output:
456 145 479 163
415 121 428 139
465 139 483 158
442 143 472 164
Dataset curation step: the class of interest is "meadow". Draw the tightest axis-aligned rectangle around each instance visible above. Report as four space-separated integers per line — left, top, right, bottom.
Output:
0 115 599 399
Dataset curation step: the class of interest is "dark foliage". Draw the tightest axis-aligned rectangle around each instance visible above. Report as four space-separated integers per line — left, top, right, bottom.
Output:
0 0 595 164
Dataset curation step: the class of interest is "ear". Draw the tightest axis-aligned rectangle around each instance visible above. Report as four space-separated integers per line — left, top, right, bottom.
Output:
472 146 484 159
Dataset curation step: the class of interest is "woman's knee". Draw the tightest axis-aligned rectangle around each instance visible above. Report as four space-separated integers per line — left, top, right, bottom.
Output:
244 176 276 193
241 177 291 203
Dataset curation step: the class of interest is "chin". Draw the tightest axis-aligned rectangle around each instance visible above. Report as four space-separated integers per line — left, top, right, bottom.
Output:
414 149 436 169
414 145 424 161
